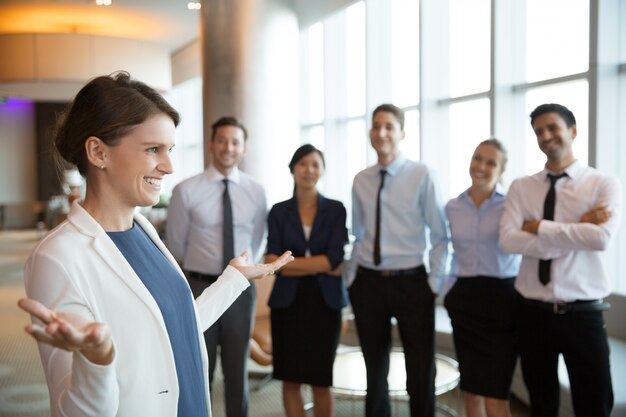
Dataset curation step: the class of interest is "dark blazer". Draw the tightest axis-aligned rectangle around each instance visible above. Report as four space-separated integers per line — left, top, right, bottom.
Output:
267 193 349 310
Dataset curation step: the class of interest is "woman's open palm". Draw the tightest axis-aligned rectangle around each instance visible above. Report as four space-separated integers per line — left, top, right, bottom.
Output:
18 298 114 365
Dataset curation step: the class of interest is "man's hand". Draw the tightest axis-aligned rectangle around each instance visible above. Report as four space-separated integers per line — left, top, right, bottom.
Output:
580 205 611 225
522 219 541 235
229 251 294 280
17 298 114 365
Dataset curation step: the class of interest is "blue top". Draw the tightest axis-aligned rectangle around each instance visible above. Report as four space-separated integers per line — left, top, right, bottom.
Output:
445 185 520 281
349 154 450 293
108 222 207 417
267 193 349 309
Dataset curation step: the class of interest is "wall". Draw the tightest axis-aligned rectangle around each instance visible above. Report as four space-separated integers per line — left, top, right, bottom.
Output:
0 98 37 228
0 98 36 204
171 40 201 86
0 33 172 101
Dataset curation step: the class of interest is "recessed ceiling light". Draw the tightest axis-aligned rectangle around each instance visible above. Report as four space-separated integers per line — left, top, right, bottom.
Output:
187 2 201 10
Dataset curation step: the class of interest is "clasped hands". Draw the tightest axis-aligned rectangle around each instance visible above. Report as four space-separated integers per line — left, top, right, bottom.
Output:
522 204 611 234
17 250 294 365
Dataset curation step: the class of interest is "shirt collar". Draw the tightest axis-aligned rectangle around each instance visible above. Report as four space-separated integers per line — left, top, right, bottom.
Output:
541 159 583 181
494 182 506 196
376 153 407 177
205 165 241 184
459 182 506 203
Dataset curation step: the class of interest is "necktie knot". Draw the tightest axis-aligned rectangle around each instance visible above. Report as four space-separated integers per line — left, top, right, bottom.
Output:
548 172 567 185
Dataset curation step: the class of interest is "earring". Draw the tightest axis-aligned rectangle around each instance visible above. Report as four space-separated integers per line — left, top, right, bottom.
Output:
100 165 105 170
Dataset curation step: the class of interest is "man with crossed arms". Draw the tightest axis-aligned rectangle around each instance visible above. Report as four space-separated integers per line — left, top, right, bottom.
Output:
500 103 621 417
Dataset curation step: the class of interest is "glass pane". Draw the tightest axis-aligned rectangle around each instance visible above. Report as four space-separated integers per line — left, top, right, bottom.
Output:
524 80 588 175
615 72 626 295
308 23 325 124
526 0 589 82
399 109 420 160
391 0 420 108
346 1 366 117
449 99 491 199
347 119 368 186
164 77 204 198
449 0 491 97
309 125 325 152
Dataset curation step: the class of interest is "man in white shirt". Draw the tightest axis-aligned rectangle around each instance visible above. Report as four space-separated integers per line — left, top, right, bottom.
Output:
349 104 449 417
500 103 622 417
167 117 267 417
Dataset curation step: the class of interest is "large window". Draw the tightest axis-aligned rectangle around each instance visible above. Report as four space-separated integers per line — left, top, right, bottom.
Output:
299 2 367 220
391 0 419 108
448 0 490 97
525 0 589 83
298 0 625 294
163 76 204 198
449 99 490 197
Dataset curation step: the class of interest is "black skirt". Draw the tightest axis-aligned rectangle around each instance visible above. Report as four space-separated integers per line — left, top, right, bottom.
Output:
271 276 342 387
444 276 518 399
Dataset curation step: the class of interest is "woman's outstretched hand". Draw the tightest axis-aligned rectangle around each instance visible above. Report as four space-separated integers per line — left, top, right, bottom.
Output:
17 298 114 365
229 250 294 280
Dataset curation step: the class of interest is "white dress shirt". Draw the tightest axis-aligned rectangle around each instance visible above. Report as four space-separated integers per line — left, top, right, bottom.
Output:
167 166 267 274
500 160 622 302
349 154 450 293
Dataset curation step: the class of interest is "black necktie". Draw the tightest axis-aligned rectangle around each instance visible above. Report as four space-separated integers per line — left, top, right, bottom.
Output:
538 173 567 285
373 170 387 266
222 179 234 270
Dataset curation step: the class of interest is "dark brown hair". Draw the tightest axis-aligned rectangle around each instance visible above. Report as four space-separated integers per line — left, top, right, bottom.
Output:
211 116 248 141
372 104 405 130
530 103 576 128
54 71 180 175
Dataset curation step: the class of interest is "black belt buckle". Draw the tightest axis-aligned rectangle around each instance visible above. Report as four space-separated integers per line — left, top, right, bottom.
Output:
186 271 218 283
358 265 424 278
553 302 569 314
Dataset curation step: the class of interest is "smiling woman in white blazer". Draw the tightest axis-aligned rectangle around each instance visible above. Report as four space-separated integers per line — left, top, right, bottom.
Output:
18 72 292 417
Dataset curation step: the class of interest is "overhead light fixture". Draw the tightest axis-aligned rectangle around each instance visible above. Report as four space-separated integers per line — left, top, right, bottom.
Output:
96 0 112 5
187 2 201 10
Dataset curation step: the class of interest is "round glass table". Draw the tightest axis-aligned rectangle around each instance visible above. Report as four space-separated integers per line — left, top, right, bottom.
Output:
333 346 460 416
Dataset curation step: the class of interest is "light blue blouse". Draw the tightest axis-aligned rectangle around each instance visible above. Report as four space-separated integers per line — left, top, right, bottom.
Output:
445 185 520 280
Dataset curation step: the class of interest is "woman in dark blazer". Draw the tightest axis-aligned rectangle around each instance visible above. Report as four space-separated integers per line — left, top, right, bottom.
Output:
265 144 348 417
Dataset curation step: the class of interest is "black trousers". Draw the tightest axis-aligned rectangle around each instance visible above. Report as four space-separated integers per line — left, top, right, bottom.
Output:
187 272 257 417
518 297 613 417
349 266 435 417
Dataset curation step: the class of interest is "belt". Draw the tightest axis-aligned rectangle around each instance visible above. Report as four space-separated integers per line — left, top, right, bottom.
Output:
520 297 610 314
185 271 219 283
357 265 425 278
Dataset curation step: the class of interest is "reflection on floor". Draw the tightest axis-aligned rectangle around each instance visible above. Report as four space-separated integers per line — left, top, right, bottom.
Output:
0 230 49 417
0 229 529 417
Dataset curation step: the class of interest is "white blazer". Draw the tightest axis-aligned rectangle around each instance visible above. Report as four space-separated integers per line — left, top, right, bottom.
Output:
24 201 250 417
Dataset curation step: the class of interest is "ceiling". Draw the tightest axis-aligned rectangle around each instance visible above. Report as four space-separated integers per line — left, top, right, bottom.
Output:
0 0 200 52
